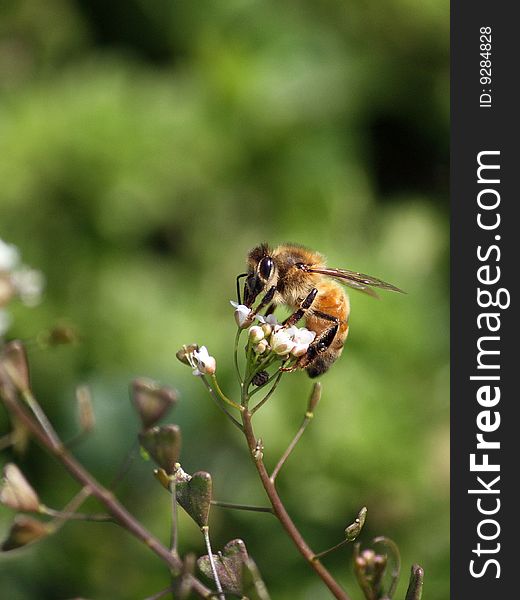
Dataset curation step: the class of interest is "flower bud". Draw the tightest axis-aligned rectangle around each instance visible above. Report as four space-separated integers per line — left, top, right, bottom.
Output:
248 325 264 343
405 564 424 600
345 506 367 541
260 323 272 337
253 339 268 354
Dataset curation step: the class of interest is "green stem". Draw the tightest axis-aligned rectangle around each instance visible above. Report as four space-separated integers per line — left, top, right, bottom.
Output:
210 500 273 514
210 375 242 410
270 412 312 480
250 371 283 415
199 376 243 431
233 329 243 384
312 539 349 561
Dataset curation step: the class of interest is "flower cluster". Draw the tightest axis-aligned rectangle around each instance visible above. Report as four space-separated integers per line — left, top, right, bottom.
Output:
232 302 316 360
0 238 44 337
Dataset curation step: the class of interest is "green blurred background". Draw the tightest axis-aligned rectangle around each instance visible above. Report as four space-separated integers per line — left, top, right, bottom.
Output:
0 0 449 598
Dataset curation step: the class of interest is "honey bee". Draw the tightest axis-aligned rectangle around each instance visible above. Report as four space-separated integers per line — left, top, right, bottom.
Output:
239 243 404 377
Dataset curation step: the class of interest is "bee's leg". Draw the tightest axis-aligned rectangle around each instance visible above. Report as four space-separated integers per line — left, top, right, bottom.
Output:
280 322 339 373
296 319 339 370
282 288 318 327
251 286 276 315
280 308 339 372
264 303 276 316
236 273 248 304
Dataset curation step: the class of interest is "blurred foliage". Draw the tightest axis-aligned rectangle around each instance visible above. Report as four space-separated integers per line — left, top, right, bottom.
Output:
0 0 448 598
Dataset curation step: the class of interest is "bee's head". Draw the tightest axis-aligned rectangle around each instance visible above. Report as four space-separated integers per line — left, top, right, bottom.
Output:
244 244 276 307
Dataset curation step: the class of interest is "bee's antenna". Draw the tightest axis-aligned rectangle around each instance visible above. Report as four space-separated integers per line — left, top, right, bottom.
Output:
236 273 247 304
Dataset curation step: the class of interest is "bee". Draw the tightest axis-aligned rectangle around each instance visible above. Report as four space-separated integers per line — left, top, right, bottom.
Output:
238 243 404 378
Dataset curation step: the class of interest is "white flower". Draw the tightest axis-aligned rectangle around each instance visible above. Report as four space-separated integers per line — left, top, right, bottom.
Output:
0 309 11 336
191 346 217 376
290 327 316 357
11 268 45 307
248 325 264 343
291 343 310 357
270 328 296 356
256 313 279 327
292 327 316 346
0 239 20 272
230 301 253 328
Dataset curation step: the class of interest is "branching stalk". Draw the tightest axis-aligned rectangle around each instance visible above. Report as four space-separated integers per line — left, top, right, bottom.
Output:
0 376 212 599
210 500 273 514
270 411 313 481
199 376 243 431
240 409 350 600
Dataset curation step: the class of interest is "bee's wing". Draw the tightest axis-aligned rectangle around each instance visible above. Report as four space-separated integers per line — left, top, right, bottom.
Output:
306 267 405 298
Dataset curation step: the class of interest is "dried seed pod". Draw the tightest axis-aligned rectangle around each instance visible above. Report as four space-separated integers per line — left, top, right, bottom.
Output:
139 425 182 474
131 378 178 429
1 515 50 551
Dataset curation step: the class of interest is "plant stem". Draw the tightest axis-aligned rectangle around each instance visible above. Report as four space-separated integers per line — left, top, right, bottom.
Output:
202 525 225 600
250 371 283 414
3 361 62 448
210 500 273 514
0 380 212 599
270 412 312 481
233 329 243 384
169 479 179 557
240 409 350 600
143 586 174 600
40 505 115 523
313 539 349 561
210 375 242 410
199 376 243 431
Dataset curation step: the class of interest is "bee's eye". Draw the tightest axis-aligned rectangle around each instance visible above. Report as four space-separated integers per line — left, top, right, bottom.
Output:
259 257 273 281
